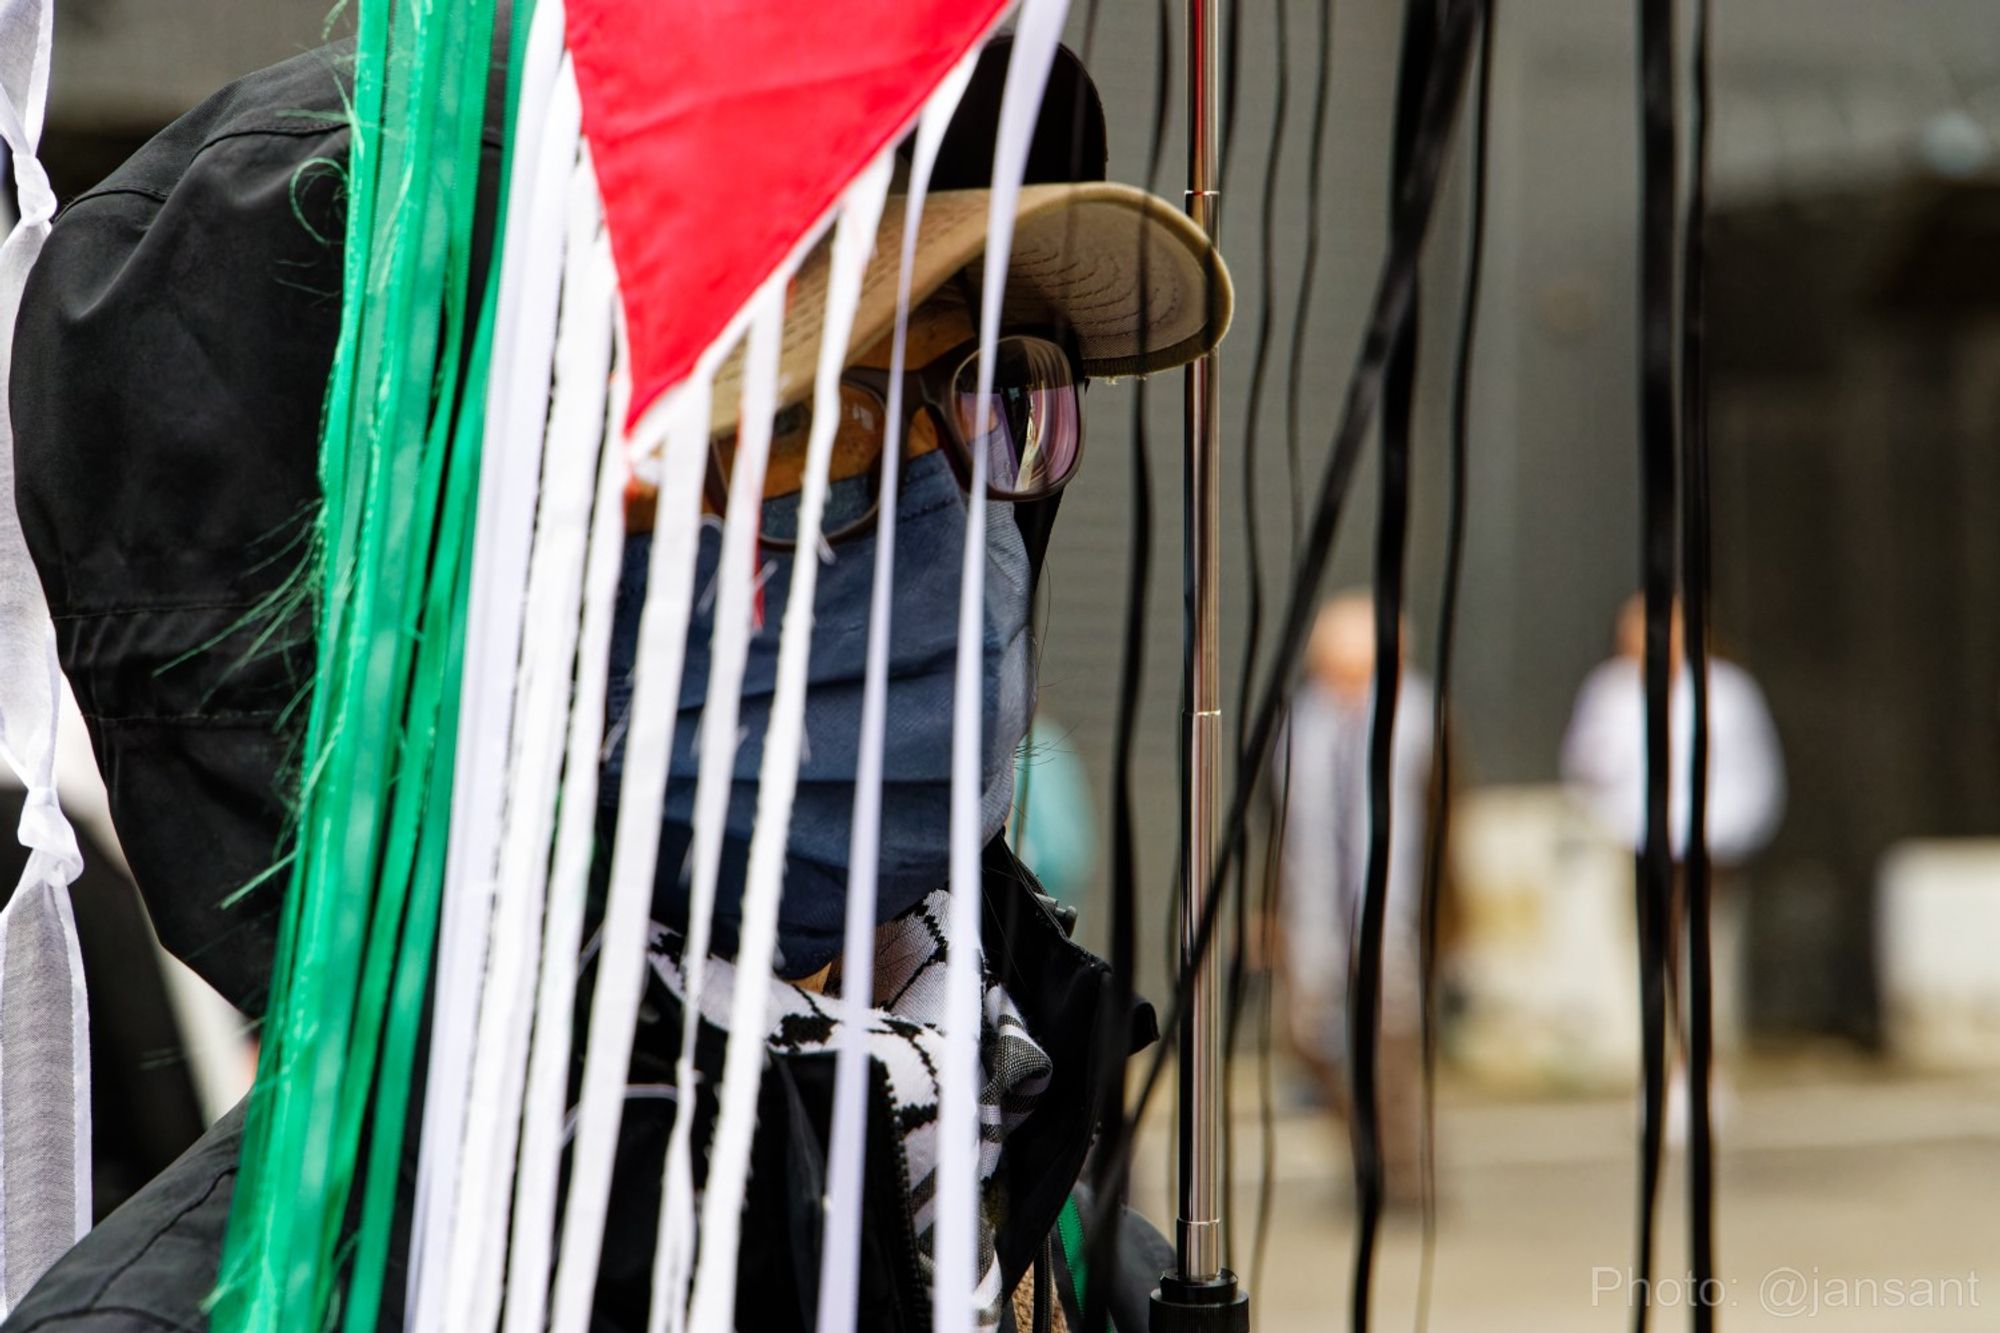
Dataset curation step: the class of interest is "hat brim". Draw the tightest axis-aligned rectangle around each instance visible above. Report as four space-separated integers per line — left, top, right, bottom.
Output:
708 182 1233 434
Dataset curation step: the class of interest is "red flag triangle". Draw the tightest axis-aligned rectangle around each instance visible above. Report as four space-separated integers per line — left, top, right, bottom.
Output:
564 0 1011 425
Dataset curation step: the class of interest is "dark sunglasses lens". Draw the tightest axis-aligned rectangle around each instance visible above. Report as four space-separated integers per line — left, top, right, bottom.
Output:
951 337 1081 496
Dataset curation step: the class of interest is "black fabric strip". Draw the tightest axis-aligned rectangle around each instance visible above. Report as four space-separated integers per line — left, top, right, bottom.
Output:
1633 0 1678 1328
1084 4 1171 1329
1216 0 1247 1260
1682 0 1717 1326
1350 1 1440 1326
1283 0 1337 558
1250 783 1285 1297
1032 1237 1054 1333
1100 0 1486 1254
1415 4 1493 1329
1249 0 1320 1300
1225 0 1292 1291
1223 201 1278 1054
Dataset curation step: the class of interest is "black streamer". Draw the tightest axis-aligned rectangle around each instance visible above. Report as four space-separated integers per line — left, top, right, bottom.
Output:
1681 0 1717 1325
1016 52 1110 1283
1632 0 1678 1327
1415 3 1493 1329
1095 0 1487 1279
1222 0 1292 1289
1211 0 1249 1273
1083 4 1172 1329
1282 0 1337 559
1350 1 1441 1325
1250 778 1286 1297
1223 0 1288 1026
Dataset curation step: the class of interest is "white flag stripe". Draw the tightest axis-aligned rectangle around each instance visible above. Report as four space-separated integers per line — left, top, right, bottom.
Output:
647 272 791 1333
684 153 893 1333
816 50 979 1333
460 128 614 1333
408 0 569 1322
935 5 1068 1329
502 223 627 1333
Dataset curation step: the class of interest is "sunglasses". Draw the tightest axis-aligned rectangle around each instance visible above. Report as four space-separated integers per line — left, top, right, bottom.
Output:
707 331 1086 551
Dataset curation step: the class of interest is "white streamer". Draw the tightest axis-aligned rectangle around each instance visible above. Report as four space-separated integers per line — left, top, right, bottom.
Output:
502 240 628 1333
409 1 571 1322
815 54 978 1333
549 347 722 1332
645 275 790 1333
935 5 1068 1329
683 155 893 1333
0 0 90 1312
455 138 614 1333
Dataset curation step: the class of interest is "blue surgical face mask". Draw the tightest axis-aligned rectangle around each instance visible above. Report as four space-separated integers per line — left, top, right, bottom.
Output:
602 448 1035 977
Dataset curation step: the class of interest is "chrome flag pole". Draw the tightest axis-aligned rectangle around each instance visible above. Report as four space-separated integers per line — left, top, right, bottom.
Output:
1153 0 1246 1327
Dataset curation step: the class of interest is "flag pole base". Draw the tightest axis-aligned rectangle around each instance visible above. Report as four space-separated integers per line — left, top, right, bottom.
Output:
1149 1269 1249 1333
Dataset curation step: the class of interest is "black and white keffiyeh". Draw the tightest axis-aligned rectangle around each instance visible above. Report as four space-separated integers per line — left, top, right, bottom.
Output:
649 887 1052 1329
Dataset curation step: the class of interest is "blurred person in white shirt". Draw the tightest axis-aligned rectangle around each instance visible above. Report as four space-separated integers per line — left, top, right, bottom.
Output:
1562 594 1784 865
1561 593 1785 1138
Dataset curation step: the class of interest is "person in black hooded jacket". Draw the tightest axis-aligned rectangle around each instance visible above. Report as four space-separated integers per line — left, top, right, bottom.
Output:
6 22 1231 1332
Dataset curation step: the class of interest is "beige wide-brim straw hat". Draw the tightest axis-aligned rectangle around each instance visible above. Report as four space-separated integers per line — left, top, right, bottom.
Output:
710 181 1235 435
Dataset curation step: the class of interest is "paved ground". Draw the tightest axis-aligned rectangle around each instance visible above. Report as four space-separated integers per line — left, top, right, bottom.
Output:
1128 1058 2000 1331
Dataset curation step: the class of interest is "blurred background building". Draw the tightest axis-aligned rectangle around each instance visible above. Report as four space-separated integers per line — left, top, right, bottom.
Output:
1046 0 2000 1061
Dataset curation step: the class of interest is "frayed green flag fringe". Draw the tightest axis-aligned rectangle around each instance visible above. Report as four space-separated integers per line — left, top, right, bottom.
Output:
212 0 512 1328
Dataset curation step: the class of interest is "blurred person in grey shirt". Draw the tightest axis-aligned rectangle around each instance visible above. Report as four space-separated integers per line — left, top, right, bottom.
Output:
1277 592 1433 1200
